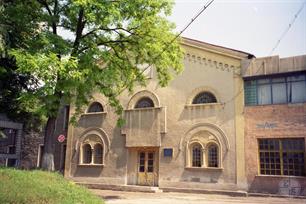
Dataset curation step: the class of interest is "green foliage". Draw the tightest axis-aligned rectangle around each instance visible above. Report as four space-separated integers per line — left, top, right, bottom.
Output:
0 168 103 204
1 0 183 123
0 56 44 130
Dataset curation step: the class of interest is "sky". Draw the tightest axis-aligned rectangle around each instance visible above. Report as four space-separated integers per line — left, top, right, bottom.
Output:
168 0 306 58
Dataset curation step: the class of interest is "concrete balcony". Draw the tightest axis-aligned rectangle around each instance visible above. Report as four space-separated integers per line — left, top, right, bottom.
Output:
121 107 166 147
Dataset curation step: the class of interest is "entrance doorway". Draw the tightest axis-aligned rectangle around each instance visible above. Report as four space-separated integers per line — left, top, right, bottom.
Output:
137 151 156 186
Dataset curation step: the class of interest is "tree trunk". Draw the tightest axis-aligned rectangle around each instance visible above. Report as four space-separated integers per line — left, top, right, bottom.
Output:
41 116 56 171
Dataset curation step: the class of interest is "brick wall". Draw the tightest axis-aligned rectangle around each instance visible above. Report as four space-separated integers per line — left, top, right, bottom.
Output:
244 103 306 195
19 131 44 169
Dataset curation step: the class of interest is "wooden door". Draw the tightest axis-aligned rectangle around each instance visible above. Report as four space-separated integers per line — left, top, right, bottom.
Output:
137 151 155 186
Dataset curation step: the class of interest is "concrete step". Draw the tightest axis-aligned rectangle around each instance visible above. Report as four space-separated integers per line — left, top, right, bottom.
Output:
161 187 248 197
76 182 163 193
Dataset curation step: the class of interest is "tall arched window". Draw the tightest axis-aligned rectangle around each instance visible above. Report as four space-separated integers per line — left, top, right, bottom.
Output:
192 144 202 167
83 144 92 164
207 144 218 167
134 97 154 108
87 102 104 113
192 92 217 104
93 144 103 164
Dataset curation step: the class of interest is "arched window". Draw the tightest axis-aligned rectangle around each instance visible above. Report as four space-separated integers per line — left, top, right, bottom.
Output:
192 92 217 104
83 144 92 164
93 144 103 164
192 144 202 167
207 144 218 167
87 102 104 113
134 97 154 109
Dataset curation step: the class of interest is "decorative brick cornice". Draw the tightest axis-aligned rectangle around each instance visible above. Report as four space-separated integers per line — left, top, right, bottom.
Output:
184 53 241 74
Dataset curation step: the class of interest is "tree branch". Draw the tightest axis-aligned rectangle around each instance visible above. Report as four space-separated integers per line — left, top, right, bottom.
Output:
78 39 131 53
37 0 57 34
81 27 139 39
71 7 85 56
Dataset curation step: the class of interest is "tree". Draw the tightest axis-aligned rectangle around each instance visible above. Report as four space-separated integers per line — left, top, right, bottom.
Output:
0 1 43 130
0 0 183 171
0 56 43 130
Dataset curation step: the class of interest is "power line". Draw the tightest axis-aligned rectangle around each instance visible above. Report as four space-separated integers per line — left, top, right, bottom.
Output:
220 58 262 107
114 0 215 96
269 1 306 55
223 1 306 107
139 0 215 75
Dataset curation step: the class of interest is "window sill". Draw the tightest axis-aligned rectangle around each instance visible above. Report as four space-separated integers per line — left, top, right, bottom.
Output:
256 174 306 179
81 112 107 116
185 167 223 171
78 164 104 167
125 107 162 111
185 103 223 108
245 102 306 107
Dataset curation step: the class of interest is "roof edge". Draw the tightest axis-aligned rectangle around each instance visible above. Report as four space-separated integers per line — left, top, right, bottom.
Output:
181 37 255 60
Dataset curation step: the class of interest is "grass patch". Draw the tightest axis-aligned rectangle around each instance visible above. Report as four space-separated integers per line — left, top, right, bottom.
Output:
0 167 103 204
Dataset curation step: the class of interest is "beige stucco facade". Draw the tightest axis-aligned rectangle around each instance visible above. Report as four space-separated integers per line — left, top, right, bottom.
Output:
64 38 252 191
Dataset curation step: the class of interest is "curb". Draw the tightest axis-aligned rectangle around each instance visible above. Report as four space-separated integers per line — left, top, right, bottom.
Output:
75 182 306 199
160 187 248 197
76 182 162 193
248 192 306 199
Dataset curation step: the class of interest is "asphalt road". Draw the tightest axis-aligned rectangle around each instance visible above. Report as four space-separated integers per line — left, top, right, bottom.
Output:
91 189 306 204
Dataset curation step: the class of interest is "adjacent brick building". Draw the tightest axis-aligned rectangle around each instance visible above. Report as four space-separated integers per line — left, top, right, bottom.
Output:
243 55 306 196
0 105 69 172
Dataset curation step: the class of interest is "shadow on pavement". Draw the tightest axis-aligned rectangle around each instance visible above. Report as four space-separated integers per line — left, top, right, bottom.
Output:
100 195 122 200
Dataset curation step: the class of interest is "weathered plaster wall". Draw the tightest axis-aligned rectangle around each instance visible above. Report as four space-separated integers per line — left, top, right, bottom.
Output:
65 38 248 190
66 107 127 184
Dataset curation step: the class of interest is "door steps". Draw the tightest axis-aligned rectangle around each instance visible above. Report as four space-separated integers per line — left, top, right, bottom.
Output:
76 182 163 193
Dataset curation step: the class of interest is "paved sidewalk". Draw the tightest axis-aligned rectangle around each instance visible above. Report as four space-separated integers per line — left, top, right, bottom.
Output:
91 189 306 204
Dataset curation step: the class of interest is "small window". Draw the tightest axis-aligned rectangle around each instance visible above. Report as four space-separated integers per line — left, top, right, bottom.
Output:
93 144 103 164
192 92 217 104
192 144 202 167
134 97 154 108
139 152 145 172
82 144 92 164
207 144 218 167
163 148 173 157
87 102 103 113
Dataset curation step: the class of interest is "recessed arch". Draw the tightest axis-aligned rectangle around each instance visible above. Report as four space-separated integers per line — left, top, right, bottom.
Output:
186 86 221 105
183 123 227 168
127 90 160 109
180 123 230 151
192 92 217 104
134 97 155 109
86 101 105 113
78 127 110 165
79 127 110 152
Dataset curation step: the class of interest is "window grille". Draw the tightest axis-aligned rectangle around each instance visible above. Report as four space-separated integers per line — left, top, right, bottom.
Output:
135 97 154 108
258 138 305 176
192 92 217 104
